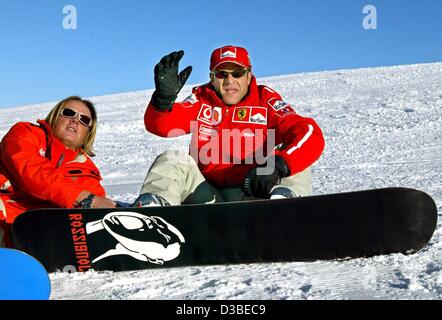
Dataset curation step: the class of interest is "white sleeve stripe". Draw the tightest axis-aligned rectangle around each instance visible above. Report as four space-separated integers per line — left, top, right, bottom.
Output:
263 86 276 93
286 124 314 155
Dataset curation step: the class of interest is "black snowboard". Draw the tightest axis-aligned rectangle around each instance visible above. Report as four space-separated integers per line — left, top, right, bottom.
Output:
12 188 438 272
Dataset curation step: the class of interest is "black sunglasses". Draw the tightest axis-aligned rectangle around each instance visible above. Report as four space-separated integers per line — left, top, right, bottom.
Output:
211 69 250 80
60 108 92 127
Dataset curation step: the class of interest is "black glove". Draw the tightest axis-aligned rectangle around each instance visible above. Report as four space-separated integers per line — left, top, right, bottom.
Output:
243 156 291 199
151 50 193 111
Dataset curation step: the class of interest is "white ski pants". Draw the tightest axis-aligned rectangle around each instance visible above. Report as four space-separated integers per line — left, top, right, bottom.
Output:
140 150 312 206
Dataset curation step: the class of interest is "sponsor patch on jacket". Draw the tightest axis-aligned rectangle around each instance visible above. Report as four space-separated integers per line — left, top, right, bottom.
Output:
199 124 218 137
276 105 297 118
183 93 198 105
232 107 267 125
212 107 222 125
236 107 249 121
268 97 290 111
197 104 223 126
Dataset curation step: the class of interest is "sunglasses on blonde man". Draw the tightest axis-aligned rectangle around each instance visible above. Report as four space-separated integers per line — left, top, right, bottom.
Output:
60 108 92 127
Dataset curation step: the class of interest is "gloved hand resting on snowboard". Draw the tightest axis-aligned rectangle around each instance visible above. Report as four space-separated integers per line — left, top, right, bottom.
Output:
243 156 291 199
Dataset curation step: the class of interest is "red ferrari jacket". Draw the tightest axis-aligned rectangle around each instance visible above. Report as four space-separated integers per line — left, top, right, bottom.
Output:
0 120 106 225
145 77 325 188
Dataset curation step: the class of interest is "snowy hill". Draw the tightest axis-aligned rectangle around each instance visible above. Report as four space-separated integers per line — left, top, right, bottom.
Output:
1 62 441 300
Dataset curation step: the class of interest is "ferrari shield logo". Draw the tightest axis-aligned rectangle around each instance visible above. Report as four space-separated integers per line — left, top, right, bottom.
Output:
237 108 248 121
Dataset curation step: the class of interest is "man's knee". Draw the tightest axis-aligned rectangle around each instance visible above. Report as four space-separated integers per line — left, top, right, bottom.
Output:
281 167 312 197
154 150 197 168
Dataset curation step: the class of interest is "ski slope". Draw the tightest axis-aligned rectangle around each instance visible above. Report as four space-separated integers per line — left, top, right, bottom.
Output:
1 62 441 300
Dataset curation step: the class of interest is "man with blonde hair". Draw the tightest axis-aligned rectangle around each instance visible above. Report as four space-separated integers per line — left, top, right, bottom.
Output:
0 96 115 247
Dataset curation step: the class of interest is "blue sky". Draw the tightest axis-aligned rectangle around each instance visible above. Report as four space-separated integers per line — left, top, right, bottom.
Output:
0 0 441 108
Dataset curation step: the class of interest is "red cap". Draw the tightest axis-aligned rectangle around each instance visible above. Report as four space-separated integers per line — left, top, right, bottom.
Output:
210 45 251 70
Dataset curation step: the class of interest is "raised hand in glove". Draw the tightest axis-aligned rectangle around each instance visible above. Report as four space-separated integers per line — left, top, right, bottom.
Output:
243 156 291 199
151 50 193 111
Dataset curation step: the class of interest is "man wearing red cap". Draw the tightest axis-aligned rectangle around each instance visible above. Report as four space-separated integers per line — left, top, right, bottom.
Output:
138 45 325 206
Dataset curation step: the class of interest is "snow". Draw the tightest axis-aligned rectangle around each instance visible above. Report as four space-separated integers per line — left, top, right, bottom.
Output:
1 62 441 300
